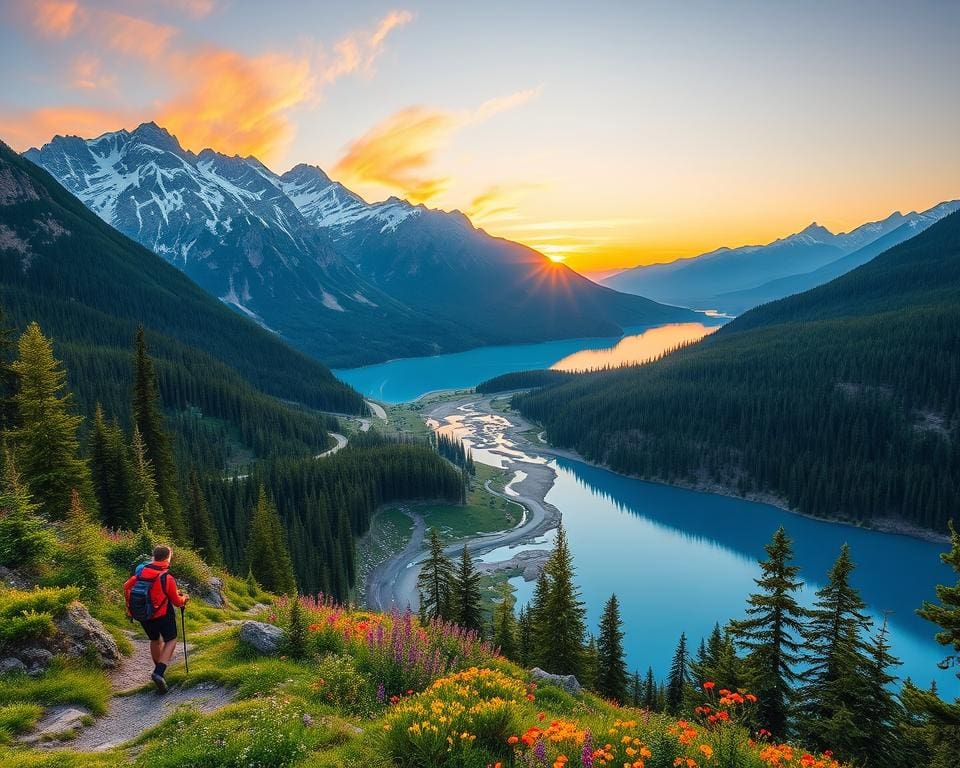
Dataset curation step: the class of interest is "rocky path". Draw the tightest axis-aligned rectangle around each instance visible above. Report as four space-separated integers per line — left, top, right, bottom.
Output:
27 625 238 751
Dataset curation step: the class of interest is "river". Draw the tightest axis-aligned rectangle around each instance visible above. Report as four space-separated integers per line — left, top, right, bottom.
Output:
340 325 958 695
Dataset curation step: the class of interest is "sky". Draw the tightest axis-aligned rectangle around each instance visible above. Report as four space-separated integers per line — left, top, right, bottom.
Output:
1 0 958 275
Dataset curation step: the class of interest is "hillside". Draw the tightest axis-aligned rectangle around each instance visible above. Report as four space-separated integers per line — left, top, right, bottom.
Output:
25 125 696 367
605 201 958 312
0 139 369 467
515 211 960 534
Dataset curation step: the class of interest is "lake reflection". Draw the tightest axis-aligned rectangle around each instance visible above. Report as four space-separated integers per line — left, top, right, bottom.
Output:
551 323 717 372
514 457 957 695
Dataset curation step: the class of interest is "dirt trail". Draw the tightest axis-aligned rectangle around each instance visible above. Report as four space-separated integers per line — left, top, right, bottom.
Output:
30 623 239 751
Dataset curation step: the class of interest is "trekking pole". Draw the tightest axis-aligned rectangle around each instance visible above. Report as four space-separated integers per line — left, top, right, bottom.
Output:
180 605 189 674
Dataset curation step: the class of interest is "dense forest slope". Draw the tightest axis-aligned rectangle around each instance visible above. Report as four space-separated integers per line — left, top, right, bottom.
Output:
0 140 368 466
516 212 960 533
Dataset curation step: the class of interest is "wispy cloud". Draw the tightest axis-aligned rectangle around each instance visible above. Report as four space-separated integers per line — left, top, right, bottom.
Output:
333 88 540 204
6 3 413 162
29 0 79 38
70 53 117 91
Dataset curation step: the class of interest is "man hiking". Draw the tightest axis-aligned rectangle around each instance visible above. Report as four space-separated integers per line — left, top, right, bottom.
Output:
123 545 189 693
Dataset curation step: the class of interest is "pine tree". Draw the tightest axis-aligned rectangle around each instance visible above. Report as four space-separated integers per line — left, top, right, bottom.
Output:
517 606 533 668
88 405 136 529
0 450 55 571
917 521 960 700
629 670 642 707
285 595 310 659
0 305 18 429
902 521 960 764
130 426 166 535
187 471 222 565
10 322 95 518
582 635 599 690
528 570 550 667
536 524 586 678
246 485 296 595
643 666 657 711
666 632 690 714
132 327 185 541
731 526 805 736
60 489 110 602
596 593 628 703
416 528 454 621
857 616 906 768
797 544 874 758
492 580 517 659
451 545 483 634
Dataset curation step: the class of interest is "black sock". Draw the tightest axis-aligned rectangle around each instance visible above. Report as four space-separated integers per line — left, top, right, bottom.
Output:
153 663 160 674
156 663 167 677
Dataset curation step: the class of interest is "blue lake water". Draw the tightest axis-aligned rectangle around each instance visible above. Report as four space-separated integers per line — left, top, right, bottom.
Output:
334 322 720 403
340 325 958 695
506 457 957 695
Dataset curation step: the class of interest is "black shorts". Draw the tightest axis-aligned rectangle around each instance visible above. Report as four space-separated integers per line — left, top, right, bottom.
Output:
139 608 178 642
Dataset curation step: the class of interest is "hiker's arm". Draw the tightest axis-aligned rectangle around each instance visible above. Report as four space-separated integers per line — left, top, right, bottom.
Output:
165 575 188 607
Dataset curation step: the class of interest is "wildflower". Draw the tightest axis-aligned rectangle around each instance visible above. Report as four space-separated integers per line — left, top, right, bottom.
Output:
703 681 716 690
698 744 713 759
581 730 594 768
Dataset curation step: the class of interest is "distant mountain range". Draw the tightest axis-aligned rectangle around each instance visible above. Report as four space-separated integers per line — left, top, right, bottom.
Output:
515 210 960 534
604 201 960 314
24 123 695 367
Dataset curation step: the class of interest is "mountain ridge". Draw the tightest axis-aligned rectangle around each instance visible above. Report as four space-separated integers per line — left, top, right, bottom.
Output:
604 201 958 311
25 123 695 367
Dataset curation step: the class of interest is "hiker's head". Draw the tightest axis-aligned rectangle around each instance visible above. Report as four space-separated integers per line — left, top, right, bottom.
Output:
153 544 172 563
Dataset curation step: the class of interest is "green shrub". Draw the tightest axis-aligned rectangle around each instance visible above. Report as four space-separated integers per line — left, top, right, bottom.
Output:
309 654 372 716
284 596 310 659
0 587 80 650
134 697 316 768
0 702 43 743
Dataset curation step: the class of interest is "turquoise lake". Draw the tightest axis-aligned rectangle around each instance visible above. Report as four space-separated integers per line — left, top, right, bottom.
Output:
334 322 721 404
338 325 958 694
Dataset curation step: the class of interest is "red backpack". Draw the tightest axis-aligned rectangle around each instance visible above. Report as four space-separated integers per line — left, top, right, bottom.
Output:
128 564 170 621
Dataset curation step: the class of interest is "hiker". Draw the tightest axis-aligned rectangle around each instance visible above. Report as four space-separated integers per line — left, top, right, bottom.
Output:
123 544 189 693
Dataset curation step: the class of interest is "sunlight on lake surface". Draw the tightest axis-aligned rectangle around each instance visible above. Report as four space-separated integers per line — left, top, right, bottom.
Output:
334 319 724 403
551 322 717 372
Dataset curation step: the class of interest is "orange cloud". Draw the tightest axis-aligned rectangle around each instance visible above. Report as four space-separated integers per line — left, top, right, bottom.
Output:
467 183 543 228
4 6 413 163
333 89 539 204
333 107 456 204
159 48 315 160
319 9 413 83
29 0 80 38
70 53 117 91
98 11 177 60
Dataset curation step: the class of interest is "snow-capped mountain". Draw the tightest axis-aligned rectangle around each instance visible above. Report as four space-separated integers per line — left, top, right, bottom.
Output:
25 123 695 366
604 202 958 312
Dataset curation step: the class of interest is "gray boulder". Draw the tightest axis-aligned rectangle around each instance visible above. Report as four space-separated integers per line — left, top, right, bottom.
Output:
52 601 121 668
529 667 582 696
239 621 283 653
201 576 226 608
0 657 26 675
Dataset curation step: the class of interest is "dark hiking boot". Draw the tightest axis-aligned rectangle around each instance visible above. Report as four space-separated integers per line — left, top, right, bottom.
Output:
151 671 168 694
